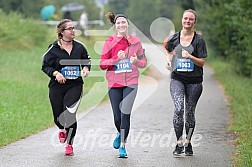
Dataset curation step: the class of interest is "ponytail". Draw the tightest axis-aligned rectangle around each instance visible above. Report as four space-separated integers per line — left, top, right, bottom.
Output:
105 12 116 25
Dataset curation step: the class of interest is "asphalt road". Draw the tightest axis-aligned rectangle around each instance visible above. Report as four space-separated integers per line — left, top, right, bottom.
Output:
0 44 234 167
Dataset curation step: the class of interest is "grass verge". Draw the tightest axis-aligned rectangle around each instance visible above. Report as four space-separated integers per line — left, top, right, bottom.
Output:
0 38 106 147
208 58 252 167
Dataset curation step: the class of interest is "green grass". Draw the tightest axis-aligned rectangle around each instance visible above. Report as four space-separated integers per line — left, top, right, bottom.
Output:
0 10 109 146
208 58 252 167
0 11 50 50
0 48 53 145
0 37 107 146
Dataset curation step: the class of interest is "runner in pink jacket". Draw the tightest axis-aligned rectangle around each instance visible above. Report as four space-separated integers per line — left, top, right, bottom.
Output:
100 12 147 158
100 34 147 87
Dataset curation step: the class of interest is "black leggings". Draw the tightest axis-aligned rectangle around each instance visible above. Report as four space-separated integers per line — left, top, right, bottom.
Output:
170 79 202 141
49 83 82 145
108 84 138 143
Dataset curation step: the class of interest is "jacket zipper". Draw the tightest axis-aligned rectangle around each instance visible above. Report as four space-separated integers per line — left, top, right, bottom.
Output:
125 44 131 86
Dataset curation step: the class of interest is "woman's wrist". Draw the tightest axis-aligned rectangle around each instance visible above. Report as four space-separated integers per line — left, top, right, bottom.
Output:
53 71 59 77
188 55 192 59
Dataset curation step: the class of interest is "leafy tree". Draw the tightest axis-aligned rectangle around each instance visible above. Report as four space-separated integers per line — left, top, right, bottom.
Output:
225 0 252 77
194 0 252 77
0 0 99 20
126 0 160 37
178 0 195 10
0 0 45 17
156 0 179 19
106 0 129 14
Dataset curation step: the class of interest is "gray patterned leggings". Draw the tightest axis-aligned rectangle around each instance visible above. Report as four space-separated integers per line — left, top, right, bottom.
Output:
170 79 203 141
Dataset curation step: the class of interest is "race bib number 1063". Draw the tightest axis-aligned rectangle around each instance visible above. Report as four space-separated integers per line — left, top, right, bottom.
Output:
176 58 194 72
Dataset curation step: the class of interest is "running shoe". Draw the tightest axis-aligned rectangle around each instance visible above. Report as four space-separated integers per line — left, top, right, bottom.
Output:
113 132 121 149
58 130 66 143
65 144 74 156
173 144 184 156
184 143 193 156
118 146 128 158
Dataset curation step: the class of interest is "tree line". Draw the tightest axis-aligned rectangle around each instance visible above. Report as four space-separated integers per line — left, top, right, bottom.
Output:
1 0 251 77
0 0 101 20
107 0 252 78
194 0 252 78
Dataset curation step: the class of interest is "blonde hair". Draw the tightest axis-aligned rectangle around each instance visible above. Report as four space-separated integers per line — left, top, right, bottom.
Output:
56 19 72 49
183 9 197 23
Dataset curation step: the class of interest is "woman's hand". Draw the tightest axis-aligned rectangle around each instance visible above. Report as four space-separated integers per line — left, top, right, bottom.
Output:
165 50 173 71
182 49 191 58
54 72 66 84
165 61 172 71
130 53 137 64
117 50 126 60
82 66 90 77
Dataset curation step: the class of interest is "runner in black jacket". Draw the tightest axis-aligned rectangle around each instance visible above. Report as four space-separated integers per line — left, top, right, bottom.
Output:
41 19 91 156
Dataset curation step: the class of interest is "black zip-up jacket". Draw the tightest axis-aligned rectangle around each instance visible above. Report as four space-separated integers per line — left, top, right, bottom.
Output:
41 40 91 87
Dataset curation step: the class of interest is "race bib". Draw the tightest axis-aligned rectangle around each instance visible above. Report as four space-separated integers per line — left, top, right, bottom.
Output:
61 66 80 79
176 58 194 72
114 59 132 73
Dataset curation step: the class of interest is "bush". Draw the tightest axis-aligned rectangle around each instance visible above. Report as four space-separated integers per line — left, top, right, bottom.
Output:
0 10 51 50
195 0 252 78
